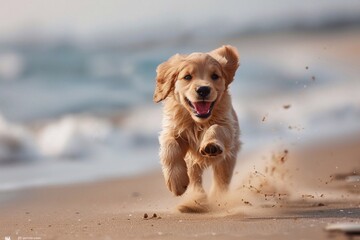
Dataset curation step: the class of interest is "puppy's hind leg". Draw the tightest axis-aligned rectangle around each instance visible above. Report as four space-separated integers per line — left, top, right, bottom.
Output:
210 156 236 199
177 163 209 213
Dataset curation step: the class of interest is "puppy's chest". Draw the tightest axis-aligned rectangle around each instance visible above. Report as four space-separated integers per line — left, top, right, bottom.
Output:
181 125 208 150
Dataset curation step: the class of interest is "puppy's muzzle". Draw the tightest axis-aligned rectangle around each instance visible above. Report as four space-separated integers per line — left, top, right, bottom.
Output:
196 86 211 98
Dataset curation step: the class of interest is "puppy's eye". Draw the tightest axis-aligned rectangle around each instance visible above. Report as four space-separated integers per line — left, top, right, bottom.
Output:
211 73 219 80
184 74 192 80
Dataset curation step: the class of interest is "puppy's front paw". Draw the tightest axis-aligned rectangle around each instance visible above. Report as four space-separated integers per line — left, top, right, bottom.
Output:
164 165 189 196
200 142 223 157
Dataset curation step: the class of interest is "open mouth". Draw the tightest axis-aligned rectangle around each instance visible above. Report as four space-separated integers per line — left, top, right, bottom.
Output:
185 98 215 119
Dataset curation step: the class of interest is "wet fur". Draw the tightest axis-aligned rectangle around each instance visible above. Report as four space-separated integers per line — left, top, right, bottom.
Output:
154 45 241 213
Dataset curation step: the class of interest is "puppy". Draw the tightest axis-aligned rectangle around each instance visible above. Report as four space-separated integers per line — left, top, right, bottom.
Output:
153 45 241 213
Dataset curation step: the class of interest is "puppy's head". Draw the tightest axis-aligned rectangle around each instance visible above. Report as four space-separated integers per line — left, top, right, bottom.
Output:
154 45 239 122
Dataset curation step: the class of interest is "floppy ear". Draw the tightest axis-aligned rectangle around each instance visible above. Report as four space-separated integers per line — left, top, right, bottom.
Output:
209 45 240 86
153 54 184 103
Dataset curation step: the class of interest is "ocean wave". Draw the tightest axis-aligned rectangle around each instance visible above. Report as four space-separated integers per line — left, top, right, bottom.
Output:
0 105 162 165
0 108 161 191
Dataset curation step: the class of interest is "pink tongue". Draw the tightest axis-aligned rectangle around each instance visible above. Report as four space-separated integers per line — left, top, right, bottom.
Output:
193 102 211 115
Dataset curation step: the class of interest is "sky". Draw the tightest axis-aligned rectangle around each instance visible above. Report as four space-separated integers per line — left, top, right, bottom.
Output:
0 0 360 41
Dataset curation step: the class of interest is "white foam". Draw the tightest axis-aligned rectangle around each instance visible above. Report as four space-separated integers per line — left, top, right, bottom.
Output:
37 115 112 158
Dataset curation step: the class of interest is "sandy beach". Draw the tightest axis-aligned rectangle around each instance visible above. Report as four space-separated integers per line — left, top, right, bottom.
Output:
1 132 359 240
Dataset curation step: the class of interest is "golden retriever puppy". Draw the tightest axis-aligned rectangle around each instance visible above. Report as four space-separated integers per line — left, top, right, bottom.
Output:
153 45 241 213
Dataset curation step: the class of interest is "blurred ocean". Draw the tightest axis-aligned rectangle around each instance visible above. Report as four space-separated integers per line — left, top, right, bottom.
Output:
0 0 360 191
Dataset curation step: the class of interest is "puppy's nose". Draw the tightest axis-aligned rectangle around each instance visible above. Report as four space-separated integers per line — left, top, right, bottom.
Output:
196 86 211 98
